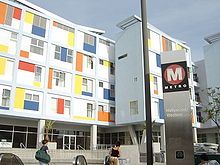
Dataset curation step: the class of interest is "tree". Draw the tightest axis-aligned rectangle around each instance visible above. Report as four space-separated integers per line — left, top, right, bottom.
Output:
203 87 220 143
44 120 55 141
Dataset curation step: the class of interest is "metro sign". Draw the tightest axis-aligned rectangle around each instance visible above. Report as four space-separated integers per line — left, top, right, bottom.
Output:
162 61 189 93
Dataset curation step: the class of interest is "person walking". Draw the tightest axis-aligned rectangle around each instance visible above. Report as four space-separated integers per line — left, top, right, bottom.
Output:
109 141 121 165
39 139 50 165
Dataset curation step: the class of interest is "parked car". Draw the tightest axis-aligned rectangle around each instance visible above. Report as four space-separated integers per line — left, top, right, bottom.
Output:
0 153 24 165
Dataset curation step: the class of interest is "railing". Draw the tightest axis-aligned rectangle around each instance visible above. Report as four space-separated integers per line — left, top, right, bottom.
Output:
77 145 85 150
96 144 112 150
19 143 26 149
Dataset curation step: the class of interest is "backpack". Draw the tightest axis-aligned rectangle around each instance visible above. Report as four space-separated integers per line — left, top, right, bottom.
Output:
35 149 51 163
104 155 111 165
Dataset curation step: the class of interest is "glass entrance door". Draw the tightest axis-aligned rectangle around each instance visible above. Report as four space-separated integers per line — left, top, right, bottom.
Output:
63 135 76 150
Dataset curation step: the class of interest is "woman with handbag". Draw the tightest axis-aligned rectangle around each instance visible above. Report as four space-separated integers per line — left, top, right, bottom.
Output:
109 141 121 165
36 139 50 165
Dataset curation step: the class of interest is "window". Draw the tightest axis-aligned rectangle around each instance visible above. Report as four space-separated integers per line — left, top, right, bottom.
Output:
54 21 74 32
99 59 103 65
30 38 44 55
153 101 159 118
51 98 57 113
110 85 115 97
54 46 61 60
86 55 93 69
152 132 161 143
110 62 115 75
153 76 158 92
2 89 10 107
54 45 73 63
53 71 65 87
10 32 17 42
110 107 115 121
84 33 95 45
98 105 104 112
34 66 42 82
130 101 138 115
99 82 103 87
25 93 39 102
67 49 73 63
99 39 110 46
87 103 93 118
82 78 93 93
64 100 71 115
33 14 47 29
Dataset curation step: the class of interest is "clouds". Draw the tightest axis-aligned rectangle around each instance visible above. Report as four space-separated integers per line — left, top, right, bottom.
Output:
28 0 220 61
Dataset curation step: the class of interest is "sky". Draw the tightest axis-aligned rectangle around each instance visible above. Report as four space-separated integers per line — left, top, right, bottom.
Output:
28 0 220 61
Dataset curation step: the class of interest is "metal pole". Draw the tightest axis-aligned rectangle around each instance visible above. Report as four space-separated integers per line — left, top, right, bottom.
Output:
140 0 153 164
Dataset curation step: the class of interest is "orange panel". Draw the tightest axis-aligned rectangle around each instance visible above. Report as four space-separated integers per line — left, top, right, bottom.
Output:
48 68 53 89
53 21 58 27
0 2 7 24
154 90 158 95
76 52 83 72
98 111 110 122
162 36 167 52
20 50 29 58
57 98 64 114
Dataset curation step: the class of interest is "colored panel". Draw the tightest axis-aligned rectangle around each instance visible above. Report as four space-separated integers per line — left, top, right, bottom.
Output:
76 52 83 72
0 44 9 53
82 91 93 97
0 106 9 110
98 111 110 122
103 89 115 101
103 61 110 67
0 2 7 24
75 75 82 94
32 25 45 37
53 21 58 27
14 88 25 109
150 75 154 82
24 12 34 24
20 50 29 58
159 99 164 119
48 68 53 89
24 100 39 111
72 116 95 121
61 47 67 62
176 44 182 50
18 61 35 72
57 98 64 114
83 42 96 54
33 81 41 87
68 32 74 47
13 7 22 20
148 39 152 48
156 54 161 67
162 37 167 51
0 57 6 75
154 90 158 95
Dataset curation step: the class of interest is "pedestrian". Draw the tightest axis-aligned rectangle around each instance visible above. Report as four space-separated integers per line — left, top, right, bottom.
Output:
39 139 50 165
109 141 121 165
199 153 219 165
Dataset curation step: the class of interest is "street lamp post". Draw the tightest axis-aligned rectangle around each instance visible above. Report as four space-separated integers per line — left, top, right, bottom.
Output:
140 0 153 165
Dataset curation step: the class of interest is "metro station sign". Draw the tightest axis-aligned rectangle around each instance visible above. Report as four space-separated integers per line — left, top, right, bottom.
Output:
162 61 189 93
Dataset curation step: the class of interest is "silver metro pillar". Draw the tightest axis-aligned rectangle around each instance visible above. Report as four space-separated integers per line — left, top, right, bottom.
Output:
90 125 97 150
37 119 45 148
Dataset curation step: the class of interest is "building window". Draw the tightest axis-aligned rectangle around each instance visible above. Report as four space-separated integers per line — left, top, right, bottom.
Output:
153 101 159 118
99 59 103 65
99 82 103 87
86 55 93 69
98 105 104 112
67 49 73 63
130 101 138 115
25 93 39 102
87 103 93 118
110 85 115 97
82 78 93 93
54 21 74 32
10 32 17 42
152 132 161 143
33 14 47 29
34 66 42 82
110 62 115 75
53 71 65 87
154 76 158 92
99 39 110 46
30 38 44 55
64 100 71 115
2 89 10 107
198 134 207 143
110 107 115 121
54 46 73 63
84 33 95 46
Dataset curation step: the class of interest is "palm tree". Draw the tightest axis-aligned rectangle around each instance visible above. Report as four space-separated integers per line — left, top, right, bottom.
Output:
44 120 55 141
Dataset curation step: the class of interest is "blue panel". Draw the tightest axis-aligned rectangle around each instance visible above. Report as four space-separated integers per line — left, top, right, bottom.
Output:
156 54 161 67
0 106 9 110
83 38 96 54
32 25 46 37
159 99 164 119
104 89 115 101
82 91 93 97
24 100 39 111
61 47 67 62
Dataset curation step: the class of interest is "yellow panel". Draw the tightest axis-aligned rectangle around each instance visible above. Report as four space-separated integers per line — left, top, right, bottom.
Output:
176 44 182 50
0 44 9 53
75 75 82 94
14 88 25 109
0 57 6 75
103 61 110 67
24 11 34 24
150 74 154 82
148 39 152 48
68 32 74 47
33 81 41 87
72 116 95 121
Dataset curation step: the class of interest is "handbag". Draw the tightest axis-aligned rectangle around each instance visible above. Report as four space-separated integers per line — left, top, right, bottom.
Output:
35 149 51 163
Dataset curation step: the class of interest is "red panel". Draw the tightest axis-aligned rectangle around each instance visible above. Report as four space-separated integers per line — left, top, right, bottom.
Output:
57 98 64 114
13 7 22 20
18 61 35 72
